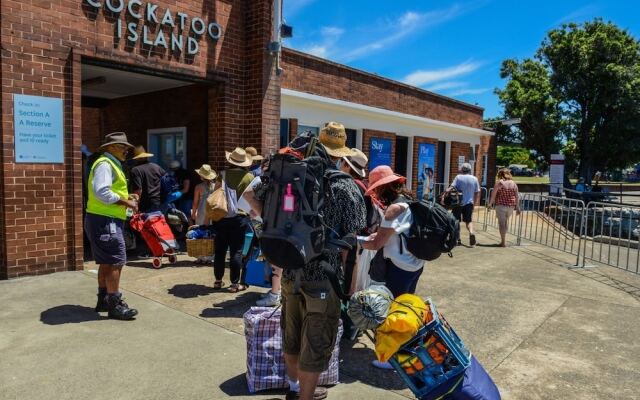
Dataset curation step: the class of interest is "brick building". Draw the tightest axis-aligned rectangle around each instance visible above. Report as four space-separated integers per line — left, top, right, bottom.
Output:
0 0 494 279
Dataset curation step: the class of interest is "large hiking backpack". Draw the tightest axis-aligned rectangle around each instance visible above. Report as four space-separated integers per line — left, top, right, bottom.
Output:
401 200 460 261
259 139 353 270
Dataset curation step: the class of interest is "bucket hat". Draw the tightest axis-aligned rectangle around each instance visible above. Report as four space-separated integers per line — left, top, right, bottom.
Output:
131 145 154 160
99 132 134 150
344 148 368 178
195 164 217 181
319 122 354 158
365 165 406 196
225 147 253 167
245 146 264 161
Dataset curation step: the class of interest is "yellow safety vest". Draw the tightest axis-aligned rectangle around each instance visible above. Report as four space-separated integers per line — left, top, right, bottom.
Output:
86 155 129 220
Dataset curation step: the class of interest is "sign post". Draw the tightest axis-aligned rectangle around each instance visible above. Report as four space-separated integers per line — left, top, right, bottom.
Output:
549 154 565 195
14 94 64 163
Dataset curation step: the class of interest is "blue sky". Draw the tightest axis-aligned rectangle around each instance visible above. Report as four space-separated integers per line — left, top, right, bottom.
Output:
283 0 640 118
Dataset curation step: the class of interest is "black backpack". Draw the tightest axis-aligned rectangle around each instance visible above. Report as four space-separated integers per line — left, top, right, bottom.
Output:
259 137 353 270
441 188 462 210
400 200 460 261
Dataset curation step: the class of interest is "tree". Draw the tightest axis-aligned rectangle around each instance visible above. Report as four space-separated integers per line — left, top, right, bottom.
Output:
496 146 534 168
497 19 640 184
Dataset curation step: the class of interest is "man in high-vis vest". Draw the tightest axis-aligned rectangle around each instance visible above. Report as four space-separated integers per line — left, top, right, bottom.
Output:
85 132 139 320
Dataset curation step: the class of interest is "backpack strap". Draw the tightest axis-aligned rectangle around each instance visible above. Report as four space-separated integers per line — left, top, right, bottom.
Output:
321 260 351 302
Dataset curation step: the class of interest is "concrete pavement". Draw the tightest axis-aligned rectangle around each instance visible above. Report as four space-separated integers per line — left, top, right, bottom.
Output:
1 229 639 400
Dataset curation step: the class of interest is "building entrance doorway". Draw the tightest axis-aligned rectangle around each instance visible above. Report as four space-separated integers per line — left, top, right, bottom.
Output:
395 136 409 178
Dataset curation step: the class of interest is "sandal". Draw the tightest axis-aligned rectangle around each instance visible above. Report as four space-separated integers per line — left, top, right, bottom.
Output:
213 280 225 289
228 283 248 293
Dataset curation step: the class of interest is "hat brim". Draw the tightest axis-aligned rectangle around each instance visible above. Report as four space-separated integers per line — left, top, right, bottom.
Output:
225 151 253 167
132 152 154 159
344 157 366 178
323 145 354 158
195 168 217 181
99 140 134 150
365 174 407 196
251 155 265 161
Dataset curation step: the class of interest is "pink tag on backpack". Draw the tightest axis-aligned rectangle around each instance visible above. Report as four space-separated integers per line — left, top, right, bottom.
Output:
283 183 295 212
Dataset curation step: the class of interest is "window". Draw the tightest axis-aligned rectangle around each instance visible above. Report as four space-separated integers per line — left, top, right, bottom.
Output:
280 119 290 148
297 125 319 137
345 128 357 149
147 127 187 170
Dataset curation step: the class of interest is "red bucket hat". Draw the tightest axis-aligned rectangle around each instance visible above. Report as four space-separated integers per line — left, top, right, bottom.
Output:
365 165 406 196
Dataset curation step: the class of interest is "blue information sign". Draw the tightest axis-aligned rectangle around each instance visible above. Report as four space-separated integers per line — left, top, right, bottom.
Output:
14 94 64 163
416 143 436 200
369 137 392 170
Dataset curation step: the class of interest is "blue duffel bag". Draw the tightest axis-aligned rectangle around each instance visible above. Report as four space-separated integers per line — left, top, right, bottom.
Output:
420 356 501 400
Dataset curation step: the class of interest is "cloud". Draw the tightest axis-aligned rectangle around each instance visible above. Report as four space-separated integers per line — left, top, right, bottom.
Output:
403 61 483 87
425 81 467 92
284 0 316 17
341 4 467 62
555 4 600 25
448 87 491 96
301 26 345 58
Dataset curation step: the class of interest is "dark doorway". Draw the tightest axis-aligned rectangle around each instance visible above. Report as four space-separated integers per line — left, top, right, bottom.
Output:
280 119 290 148
395 136 408 177
345 128 357 149
437 141 446 184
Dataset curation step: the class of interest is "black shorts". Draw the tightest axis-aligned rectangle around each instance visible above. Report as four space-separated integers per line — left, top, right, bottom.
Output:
453 203 474 223
84 213 127 266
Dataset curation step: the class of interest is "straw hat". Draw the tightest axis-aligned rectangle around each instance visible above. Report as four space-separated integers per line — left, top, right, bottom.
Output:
319 122 354 158
343 148 368 178
245 146 264 161
195 164 217 181
99 132 133 150
225 147 253 167
131 145 154 160
169 160 181 170
365 165 406 196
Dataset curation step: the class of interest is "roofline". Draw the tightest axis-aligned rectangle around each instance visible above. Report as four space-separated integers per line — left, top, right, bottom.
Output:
282 47 485 113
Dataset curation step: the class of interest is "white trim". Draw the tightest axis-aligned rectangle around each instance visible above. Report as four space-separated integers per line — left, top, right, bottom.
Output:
444 141 451 185
282 89 492 137
147 126 187 168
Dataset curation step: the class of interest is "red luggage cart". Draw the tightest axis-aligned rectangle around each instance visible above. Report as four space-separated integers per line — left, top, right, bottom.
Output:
130 212 179 268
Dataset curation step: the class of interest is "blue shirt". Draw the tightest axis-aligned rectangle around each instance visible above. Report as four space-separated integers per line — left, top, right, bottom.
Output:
452 174 480 205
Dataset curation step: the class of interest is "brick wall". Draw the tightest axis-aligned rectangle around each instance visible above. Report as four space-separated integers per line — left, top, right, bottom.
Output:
449 141 473 184
362 129 396 173
0 0 278 278
281 48 484 129
82 107 102 153
412 137 439 195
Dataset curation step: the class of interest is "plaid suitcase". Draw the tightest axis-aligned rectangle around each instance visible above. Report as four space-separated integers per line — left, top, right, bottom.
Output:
244 307 342 393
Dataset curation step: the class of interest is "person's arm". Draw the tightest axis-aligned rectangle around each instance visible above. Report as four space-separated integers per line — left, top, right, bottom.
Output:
488 181 499 207
181 175 190 194
191 185 202 222
241 184 264 215
514 183 521 214
360 204 404 250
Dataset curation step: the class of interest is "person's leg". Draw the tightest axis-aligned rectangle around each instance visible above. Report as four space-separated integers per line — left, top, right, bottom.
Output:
228 217 249 287
406 268 424 294
104 265 122 293
281 279 305 396
104 265 138 320
213 221 230 284
298 371 322 400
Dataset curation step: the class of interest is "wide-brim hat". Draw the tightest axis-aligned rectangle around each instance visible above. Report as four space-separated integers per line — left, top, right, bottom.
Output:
319 122 354 158
195 164 217 181
99 132 134 150
225 147 253 167
365 165 406 196
344 148 368 178
245 146 264 161
131 145 154 159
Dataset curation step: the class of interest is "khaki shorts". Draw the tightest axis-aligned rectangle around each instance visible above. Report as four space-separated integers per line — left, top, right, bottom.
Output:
280 278 341 373
495 205 514 224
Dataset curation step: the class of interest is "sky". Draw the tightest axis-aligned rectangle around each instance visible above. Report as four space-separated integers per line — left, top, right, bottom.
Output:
283 0 640 118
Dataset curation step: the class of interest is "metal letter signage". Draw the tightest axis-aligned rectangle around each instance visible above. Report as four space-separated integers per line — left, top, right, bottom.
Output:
83 0 222 61
14 94 64 164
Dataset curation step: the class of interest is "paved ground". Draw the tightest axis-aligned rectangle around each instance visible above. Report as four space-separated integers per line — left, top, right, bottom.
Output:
2 229 640 400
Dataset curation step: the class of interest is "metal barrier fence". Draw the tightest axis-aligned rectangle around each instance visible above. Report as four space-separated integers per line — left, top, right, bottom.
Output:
581 202 640 274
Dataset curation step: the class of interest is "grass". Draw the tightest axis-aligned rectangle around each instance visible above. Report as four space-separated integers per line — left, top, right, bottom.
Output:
512 176 550 184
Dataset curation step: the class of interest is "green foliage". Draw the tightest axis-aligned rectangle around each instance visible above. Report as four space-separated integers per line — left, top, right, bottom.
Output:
496 19 640 183
483 117 519 144
561 140 579 176
496 146 534 168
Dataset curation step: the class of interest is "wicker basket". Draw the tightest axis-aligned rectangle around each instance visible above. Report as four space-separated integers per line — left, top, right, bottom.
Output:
187 238 215 258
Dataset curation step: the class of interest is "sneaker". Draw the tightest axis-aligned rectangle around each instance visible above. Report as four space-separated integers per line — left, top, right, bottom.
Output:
95 293 108 313
469 234 477 246
457 239 462 246
256 291 280 307
371 360 395 370
107 294 138 321
285 386 328 400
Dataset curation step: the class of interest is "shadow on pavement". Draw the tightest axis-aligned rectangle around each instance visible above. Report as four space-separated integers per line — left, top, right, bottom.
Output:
200 292 261 319
168 284 216 299
219 372 284 398
127 259 198 269
40 305 108 325
338 342 407 391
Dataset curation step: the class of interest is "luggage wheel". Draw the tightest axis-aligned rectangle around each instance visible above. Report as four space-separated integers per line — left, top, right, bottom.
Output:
152 257 162 269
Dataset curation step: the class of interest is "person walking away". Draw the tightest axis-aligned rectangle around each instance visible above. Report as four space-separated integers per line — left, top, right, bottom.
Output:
245 146 264 177
444 163 480 246
129 146 165 213
191 164 217 264
212 147 254 292
488 168 520 247
242 122 366 400
85 132 139 320
169 160 192 216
